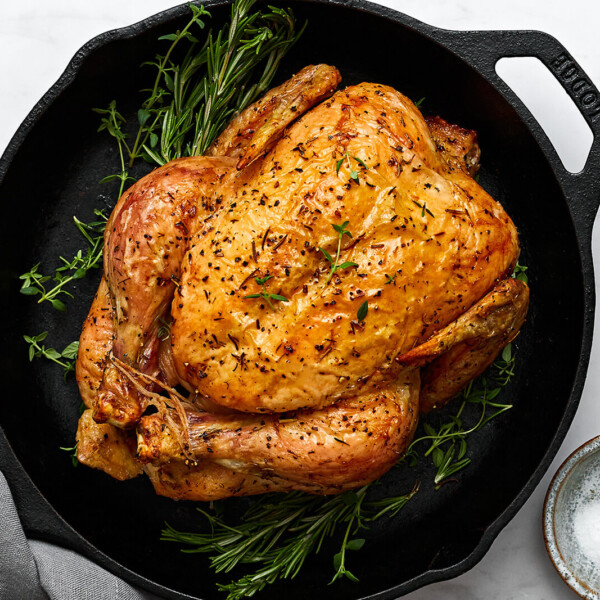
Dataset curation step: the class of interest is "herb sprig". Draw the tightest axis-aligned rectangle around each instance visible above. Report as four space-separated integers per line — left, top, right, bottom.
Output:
319 221 358 285
19 209 107 311
513 261 528 284
405 345 514 488
335 151 368 184
244 275 289 310
163 483 418 598
164 347 518 598
59 444 78 468
23 332 79 379
131 0 303 165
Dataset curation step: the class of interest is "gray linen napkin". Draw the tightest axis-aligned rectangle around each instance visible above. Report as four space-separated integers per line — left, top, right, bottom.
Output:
0 471 161 600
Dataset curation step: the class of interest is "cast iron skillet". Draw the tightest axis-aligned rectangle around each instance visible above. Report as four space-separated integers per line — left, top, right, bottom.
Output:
1 1 599 598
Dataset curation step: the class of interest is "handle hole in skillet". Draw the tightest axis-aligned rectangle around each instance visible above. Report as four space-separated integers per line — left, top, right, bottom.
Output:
496 56 593 174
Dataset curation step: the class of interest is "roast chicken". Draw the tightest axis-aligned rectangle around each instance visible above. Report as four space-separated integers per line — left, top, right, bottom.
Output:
75 64 529 500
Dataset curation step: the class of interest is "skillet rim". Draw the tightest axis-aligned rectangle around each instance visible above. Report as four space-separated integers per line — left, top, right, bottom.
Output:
0 0 597 598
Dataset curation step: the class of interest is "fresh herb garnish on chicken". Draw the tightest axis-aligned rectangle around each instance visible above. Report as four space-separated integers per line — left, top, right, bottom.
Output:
335 151 369 184
319 221 358 285
244 275 289 310
357 300 368 321
412 199 435 218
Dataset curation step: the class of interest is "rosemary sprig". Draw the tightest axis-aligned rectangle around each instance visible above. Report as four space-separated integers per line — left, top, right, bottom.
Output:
244 275 289 310
163 484 418 598
132 0 303 165
188 0 303 158
319 221 358 285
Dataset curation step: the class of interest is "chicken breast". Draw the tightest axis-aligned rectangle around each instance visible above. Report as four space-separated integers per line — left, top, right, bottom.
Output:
171 81 518 413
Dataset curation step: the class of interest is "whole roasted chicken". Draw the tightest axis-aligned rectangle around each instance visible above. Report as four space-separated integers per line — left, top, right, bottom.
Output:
76 65 529 500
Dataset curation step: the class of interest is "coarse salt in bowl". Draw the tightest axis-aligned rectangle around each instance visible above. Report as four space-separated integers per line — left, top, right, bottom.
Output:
544 435 600 599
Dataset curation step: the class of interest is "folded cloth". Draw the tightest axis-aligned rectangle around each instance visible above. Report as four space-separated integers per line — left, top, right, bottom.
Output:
0 471 161 600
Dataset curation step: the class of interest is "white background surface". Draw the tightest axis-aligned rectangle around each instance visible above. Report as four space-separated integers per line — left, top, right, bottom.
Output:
2 1 600 599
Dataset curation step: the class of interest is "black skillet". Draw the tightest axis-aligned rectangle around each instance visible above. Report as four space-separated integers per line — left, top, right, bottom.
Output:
1 1 599 598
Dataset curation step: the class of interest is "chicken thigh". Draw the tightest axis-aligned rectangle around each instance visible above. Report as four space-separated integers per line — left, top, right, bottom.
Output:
75 64 528 499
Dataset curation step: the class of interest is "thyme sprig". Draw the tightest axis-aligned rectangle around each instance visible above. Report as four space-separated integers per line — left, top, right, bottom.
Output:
319 221 358 285
405 343 515 488
59 444 78 468
164 348 518 598
335 151 368 184
19 209 107 311
244 275 289 310
512 261 528 284
23 332 79 379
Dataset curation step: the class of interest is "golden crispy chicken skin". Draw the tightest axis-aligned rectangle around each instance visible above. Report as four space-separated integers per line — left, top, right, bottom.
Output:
172 83 518 413
137 371 419 493
75 65 528 499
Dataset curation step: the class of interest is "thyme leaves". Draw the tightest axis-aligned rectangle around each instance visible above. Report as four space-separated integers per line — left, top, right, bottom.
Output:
319 221 358 286
357 300 368 322
512 261 529 284
59 444 79 468
405 343 516 488
23 332 79 379
19 209 107 311
244 275 289 310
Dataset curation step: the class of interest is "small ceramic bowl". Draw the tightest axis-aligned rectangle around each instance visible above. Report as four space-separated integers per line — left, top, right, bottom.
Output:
544 436 600 599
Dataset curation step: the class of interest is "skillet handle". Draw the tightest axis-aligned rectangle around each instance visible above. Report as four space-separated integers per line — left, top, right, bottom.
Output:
438 29 600 237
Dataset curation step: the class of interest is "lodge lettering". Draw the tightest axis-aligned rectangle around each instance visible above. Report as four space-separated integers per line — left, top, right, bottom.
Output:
551 52 600 120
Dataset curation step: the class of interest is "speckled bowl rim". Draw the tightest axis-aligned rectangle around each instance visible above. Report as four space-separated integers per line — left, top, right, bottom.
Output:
544 435 600 599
